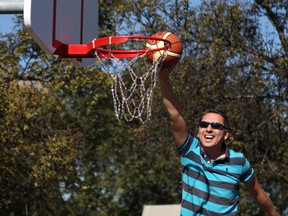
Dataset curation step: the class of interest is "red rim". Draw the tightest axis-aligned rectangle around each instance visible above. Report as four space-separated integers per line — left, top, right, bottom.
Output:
92 35 172 58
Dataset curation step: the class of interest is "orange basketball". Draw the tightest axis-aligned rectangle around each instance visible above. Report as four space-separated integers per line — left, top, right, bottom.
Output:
146 31 183 69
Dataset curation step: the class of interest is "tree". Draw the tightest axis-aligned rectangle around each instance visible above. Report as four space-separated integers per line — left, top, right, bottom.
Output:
0 14 117 215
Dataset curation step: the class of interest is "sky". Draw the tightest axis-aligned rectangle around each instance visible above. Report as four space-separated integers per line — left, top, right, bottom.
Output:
0 14 16 34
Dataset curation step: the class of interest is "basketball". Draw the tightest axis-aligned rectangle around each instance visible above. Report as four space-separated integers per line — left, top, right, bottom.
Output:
146 31 183 69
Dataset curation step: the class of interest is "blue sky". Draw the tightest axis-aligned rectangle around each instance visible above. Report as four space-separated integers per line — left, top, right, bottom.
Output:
0 14 16 34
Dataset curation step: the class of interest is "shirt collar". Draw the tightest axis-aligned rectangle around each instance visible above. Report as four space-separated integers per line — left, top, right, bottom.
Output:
200 142 230 163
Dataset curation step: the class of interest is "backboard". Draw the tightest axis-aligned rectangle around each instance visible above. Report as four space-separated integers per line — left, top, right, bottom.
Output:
24 0 98 67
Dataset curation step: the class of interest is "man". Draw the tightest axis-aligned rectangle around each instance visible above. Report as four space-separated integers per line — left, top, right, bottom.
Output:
159 67 279 215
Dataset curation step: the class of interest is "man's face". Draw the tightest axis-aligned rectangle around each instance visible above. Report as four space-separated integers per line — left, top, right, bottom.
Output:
198 112 229 149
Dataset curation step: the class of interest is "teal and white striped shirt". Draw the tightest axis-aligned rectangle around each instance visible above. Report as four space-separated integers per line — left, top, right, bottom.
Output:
178 133 254 216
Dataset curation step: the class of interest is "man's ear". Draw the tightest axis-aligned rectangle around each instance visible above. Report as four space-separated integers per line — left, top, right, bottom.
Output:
224 130 229 140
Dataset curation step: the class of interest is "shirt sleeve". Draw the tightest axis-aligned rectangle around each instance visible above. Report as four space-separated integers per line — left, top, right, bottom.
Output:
177 132 198 155
241 158 255 183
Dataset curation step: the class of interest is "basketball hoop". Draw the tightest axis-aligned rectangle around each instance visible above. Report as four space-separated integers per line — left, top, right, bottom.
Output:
93 35 171 123
55 35 172 123
55 36 171 58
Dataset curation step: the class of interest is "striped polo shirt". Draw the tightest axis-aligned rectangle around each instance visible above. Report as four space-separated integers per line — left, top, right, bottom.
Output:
178 133 254 216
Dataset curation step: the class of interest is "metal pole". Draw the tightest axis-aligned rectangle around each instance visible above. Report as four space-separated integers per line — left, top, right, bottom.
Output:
0 0 23 14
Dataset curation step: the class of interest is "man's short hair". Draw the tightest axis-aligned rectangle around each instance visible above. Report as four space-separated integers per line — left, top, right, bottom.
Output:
200 109 229 129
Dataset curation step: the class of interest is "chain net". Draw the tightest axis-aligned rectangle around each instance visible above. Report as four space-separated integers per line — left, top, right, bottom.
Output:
95 50 167 123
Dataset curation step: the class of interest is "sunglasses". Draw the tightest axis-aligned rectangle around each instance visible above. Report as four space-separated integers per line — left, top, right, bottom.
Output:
199 121 227 130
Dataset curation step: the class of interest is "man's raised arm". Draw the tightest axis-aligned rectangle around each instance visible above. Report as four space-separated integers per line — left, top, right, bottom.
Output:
159 68 189 147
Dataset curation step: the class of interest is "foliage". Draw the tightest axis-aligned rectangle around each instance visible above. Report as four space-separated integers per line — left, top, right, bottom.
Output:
0 0 287 215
